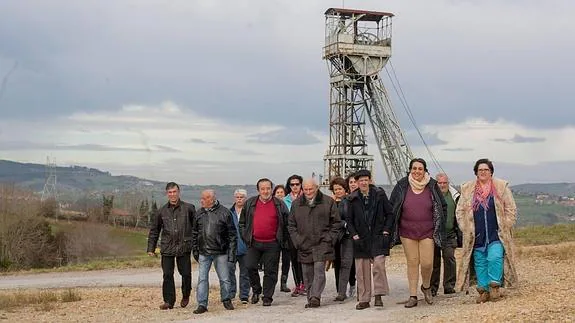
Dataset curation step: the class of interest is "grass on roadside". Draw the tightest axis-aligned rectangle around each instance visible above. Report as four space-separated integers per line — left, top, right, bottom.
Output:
514 223 575 246
0 289 81 311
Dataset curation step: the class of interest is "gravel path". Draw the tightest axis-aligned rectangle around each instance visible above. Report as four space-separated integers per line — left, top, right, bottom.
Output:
0 268 181 290
0 258 458 323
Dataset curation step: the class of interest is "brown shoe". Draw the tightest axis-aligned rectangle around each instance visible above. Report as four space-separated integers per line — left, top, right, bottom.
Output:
159 303 174 310
355 302 370 310
476 288 490 304
334 294 346 302
404 296 418 308
489 282 501 302
305 297 320 308
374 295 383 307
421 285 434 305
180 297 189 308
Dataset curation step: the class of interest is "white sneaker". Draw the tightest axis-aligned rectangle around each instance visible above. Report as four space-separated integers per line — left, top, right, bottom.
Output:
348 285 356 298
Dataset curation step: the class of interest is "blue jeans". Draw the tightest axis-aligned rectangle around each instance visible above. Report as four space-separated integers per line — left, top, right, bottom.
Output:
473 241 504 290
229 254 250 300
197 254 231 308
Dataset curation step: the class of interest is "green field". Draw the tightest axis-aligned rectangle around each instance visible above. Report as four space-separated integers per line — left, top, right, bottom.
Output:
515 195 575 226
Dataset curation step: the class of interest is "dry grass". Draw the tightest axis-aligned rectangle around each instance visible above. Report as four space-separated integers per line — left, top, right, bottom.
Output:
516 241 575 261
0 287 236 322
0 289 78 311
514 223 575 246
60 289 82 303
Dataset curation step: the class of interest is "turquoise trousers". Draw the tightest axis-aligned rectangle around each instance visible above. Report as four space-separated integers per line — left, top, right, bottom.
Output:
473 241 504 290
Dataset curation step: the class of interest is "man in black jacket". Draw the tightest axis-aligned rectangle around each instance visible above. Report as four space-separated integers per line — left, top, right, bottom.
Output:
147 182 196 310
191 189 237 314
239 178 290 307
346 170 394 310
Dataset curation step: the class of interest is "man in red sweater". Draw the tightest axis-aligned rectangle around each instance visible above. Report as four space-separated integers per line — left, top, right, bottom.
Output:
239 178 290 306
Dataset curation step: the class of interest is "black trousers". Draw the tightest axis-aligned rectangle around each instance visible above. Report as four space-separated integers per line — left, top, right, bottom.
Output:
290 244 304 285
246 241 281 301
161 253 192 306
431 242 457 294
334 236 356 293
281 247 291 282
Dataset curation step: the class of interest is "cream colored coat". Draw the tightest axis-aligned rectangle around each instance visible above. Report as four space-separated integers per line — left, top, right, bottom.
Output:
455 177 519 292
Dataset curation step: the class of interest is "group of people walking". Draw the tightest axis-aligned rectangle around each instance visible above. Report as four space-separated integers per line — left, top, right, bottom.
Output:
146 157 518 314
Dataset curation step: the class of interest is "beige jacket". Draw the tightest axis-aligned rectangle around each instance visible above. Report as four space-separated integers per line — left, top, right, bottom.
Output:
455 177 519 292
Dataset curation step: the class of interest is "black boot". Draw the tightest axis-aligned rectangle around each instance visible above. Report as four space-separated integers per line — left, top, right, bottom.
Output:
280 275 291 292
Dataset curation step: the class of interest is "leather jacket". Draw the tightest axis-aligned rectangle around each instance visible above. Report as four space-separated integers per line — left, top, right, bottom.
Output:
192 201 237 263
147 200 196 256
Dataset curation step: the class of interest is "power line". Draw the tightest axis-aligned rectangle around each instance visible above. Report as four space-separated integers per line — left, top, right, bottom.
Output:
0 61 18 105
384 60 448 176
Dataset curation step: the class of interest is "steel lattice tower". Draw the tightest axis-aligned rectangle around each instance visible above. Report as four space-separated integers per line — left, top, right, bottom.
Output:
41 156 58 202
322 8 413 185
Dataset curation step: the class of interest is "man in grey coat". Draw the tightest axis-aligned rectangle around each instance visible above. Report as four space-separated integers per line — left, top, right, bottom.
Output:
288 178 341 308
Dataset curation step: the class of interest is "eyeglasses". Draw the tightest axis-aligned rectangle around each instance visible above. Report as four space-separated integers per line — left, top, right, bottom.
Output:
289 183 301 187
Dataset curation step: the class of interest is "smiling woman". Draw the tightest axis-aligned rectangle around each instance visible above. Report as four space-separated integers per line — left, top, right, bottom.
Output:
389 158 447 308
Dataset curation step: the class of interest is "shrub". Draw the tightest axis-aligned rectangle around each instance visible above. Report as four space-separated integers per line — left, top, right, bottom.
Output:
60 289 81 302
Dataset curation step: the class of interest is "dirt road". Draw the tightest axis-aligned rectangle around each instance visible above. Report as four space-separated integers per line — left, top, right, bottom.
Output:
0 268 172 290
0 258 461 322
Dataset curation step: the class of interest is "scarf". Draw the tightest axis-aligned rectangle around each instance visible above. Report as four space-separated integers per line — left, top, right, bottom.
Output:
472 180 499 211
408 173 431 193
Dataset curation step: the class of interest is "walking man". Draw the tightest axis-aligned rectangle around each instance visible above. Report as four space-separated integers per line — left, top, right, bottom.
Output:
147 182 196 310
431 173 461 296
288 178 341 308
229 189 251 304
239 178 290 306
347 170 394 310
191 190 237 314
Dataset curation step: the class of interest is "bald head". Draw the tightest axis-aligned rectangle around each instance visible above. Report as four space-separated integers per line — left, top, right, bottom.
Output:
200 189 216 208
302 178 319 200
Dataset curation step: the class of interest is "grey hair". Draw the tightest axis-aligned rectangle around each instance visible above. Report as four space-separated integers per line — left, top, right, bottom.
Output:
202 189 217 198
234 189 248 196
435 173 449 181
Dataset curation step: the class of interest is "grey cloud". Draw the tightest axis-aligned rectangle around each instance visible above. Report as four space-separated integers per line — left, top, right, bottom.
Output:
87 157 323 185
2 0 573 130
493 134 546 144
0 141 179 152
247 129 321 145
213 146 261 156
188 138 216 144
442 147 473 152
81 158 575 187
406 131 448 146
153 145 181 152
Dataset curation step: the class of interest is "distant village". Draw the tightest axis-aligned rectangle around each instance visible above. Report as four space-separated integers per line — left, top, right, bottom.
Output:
534 194 575 207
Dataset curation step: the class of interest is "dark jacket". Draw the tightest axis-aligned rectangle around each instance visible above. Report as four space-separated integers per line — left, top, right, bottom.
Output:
192 201 237 263
346 185 394 258
147 200 196 257
445 192 463 248
230 204 248 256
239 196 290 248
389 177 447 248
288 191 341 263
335 198 350 241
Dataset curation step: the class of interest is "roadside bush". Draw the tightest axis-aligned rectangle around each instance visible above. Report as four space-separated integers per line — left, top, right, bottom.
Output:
63 223 128 264
0 184 61 270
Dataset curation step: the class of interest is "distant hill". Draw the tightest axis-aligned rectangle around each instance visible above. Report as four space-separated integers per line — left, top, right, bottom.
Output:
0 160 257 207
1 159 575 225
512 183 575 197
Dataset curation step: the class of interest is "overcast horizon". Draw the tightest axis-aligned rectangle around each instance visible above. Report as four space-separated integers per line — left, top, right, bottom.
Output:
1 0 574 186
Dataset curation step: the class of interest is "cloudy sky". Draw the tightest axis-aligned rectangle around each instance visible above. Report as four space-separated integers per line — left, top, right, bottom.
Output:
0 0 574 186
